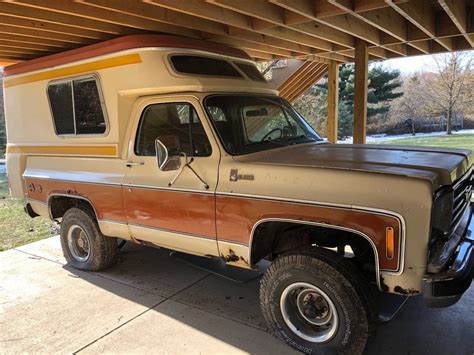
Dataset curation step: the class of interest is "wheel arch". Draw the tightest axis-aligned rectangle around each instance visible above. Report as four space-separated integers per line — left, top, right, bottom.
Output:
48 193 99 221
249 218 382 290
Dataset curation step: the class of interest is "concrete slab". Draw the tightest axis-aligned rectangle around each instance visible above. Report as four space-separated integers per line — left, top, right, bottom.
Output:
173 275 266 330
79 299 295 355
97 243 209 297
0 248 164 353
2 236 474 354
368 284 474 355
15 235 65 264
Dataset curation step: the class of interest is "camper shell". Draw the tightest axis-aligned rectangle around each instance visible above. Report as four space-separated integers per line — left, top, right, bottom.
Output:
3 34 473 354
5 35 273 198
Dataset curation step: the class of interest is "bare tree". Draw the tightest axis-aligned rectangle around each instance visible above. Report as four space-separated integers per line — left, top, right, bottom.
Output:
423 53 473 134
398 75 424 135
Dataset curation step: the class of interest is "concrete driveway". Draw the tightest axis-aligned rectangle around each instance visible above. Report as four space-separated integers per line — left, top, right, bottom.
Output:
1 237 473 354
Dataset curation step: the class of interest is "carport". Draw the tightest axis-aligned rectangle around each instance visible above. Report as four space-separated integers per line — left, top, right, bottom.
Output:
1 1 474 354
1 0 473 143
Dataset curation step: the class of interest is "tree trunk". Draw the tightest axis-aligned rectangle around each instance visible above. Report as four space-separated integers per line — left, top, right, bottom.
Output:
447 107 452 135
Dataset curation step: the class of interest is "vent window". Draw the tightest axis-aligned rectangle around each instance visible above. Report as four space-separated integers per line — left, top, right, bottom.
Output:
48 76 107 136
170 55 242 78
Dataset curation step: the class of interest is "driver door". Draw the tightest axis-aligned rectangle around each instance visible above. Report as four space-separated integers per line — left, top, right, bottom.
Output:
123 96 220 257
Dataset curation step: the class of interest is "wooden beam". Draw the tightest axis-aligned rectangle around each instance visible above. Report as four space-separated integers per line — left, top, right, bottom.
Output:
270 0 346 19
287 65 328 102
0 33 77 48
290 22 354 48
242 49 274 60
329 0 407 42
437 10 474 38
147 0 320 54
210 36 294 57
0 46 50 55
82 0 311 57
208 0 344 51
327 60 339 143
354 0 409 12
383 42 407 56
280 62 319 96
18 0 201 39
0 1 134 35
271 0 381 45
385 0 454 50
353 39 368 144
0 39 62 52
438 0 474 47
407 39 430 54
0 14 113 40
0 23 97 44
225 27 313 54
0 51 35 60
284 8 311 25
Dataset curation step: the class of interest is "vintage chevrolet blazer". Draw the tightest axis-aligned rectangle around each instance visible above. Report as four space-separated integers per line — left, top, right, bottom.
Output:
4 35 473 354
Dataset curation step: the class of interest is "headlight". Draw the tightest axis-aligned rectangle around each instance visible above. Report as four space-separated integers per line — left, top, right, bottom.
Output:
430 187 453 244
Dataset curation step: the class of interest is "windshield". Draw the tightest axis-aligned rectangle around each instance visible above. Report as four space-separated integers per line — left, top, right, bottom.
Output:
204 95 321 155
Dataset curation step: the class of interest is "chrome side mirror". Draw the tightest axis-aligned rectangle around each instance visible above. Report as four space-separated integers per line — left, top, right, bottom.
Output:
155 136 181 171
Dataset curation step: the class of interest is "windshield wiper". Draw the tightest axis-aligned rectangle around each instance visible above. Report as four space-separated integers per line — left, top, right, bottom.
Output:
249 139 288 147
286 135 317 143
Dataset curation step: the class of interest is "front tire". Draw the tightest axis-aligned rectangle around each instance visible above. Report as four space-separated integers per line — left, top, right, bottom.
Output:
60 207 117 271
260 248 375 354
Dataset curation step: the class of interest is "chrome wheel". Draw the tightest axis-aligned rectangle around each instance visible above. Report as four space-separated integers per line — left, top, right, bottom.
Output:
280 282 339 343
67 224 91 262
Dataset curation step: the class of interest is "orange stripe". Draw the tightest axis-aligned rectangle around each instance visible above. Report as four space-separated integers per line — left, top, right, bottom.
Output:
3 53 141 88
6 145 117 157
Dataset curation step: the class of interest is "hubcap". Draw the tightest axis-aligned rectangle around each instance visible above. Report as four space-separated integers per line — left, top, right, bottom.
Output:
67 225 91 262
280 282 339 343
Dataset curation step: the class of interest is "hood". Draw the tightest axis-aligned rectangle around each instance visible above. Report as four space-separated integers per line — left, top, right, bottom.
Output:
233 142 472 189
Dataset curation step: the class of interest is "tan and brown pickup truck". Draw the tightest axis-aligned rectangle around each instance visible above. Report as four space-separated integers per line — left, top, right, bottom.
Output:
4 35 473 354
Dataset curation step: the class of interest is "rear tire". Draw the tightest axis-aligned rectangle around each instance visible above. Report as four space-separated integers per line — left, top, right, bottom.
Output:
260 248 375 354
60 207 117 271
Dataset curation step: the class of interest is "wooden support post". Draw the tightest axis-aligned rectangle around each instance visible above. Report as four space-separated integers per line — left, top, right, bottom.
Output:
353 39 369 144
327 60 339 143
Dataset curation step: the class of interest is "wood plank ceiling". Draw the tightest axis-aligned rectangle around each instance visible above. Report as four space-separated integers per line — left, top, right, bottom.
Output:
0 0 473 66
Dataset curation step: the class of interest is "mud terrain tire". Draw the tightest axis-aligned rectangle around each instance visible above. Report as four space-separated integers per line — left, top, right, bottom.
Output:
60 207 117 271
260 248 375 354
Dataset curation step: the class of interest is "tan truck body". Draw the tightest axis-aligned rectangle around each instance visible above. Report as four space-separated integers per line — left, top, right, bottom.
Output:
4 35 473 298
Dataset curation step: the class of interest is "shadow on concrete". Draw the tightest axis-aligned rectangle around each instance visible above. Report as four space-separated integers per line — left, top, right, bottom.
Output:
66 243 474 354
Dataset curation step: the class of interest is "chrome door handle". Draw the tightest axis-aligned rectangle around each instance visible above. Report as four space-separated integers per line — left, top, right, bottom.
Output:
125 161 144 167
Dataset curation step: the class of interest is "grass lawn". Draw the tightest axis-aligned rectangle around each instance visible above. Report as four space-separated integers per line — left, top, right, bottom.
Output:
378 133 474 152
0 173 57 251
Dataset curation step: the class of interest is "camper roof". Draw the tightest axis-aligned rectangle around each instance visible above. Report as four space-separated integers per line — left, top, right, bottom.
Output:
4 34 251 78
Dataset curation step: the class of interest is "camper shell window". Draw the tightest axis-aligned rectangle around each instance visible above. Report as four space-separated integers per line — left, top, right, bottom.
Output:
234 62 267 82
170 55 243 78
47 75 108 136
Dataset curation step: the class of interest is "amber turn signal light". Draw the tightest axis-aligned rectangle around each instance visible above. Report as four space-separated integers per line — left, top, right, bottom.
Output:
386 227 395 259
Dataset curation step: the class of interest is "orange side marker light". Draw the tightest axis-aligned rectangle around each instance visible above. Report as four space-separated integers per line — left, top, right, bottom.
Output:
386 227 395 259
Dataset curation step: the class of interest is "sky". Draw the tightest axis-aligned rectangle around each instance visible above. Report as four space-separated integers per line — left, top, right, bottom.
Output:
379 56 438 74
377 51 474 74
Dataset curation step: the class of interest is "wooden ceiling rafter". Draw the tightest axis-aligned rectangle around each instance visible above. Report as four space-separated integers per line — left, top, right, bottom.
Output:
0 0 472 64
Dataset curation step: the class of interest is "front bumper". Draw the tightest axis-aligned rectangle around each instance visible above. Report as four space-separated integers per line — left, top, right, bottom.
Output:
422 203 474 307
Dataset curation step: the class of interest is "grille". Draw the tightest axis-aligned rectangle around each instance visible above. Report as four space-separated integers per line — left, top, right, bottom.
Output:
451 169 473 231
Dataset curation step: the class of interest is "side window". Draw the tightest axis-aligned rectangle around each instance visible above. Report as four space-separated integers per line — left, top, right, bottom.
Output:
48 76 107 136
135 103 212 157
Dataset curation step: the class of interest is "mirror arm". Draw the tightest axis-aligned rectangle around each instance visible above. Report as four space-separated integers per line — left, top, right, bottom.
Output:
168 155 209 190
186 158 210 190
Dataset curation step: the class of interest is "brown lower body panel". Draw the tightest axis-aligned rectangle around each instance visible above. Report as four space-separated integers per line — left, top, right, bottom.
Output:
25 177 401 271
